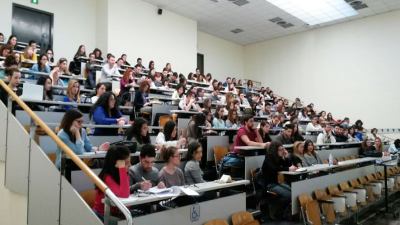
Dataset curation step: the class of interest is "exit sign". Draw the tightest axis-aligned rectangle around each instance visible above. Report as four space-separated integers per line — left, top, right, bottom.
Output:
31 0 38 4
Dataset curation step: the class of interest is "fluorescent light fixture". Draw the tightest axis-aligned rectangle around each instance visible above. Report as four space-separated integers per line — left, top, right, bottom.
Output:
266 0 358 25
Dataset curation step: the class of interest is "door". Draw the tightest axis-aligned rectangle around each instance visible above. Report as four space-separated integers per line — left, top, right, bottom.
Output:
197 53 204 74
12 4 53 53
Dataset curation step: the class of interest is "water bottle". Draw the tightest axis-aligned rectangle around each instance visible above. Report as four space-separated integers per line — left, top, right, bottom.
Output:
329 153 334 166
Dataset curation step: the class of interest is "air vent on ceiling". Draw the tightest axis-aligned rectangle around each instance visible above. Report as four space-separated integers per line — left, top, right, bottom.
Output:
345 0 368 10
269 17 294 29
231 28 244 34
227 0 249 7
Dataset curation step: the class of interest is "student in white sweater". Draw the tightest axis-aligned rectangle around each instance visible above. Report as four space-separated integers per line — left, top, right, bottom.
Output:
155 120 186 148
305 116 323 133
316 124 336 145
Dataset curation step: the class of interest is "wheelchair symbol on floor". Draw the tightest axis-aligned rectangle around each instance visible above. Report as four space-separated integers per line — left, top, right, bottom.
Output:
190 204 200 222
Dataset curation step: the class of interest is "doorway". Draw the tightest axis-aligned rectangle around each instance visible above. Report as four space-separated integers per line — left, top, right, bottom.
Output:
197 53 204 74
12 4 53 53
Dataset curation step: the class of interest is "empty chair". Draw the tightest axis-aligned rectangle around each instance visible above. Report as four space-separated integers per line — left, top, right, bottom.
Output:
339 181 366 206
366 174 383 197
357 177 377 202
328 185 357 212
374 171 395 191
231 211 260 225
204 219 229 225
299 193 328 225
213 146 229 178
313 189 339 223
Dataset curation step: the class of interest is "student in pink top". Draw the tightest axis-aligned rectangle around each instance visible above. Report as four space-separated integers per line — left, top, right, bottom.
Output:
93 146 131 220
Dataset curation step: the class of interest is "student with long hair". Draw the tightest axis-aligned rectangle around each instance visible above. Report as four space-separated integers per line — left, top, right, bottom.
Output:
303 140 323 166
21 46 37 63
63 79 81 111
159 146 185 187
258 121 272 143
126 117 151 151
93 146 130 220
291 141 305 167
184 141 205 184
6 35 17 50
90 92 125 135
31 54 50 73
56 109 109 169
226 109 239 128
134 81 152 114
36 76 53 101
155 120 186 148
91 83 106 104
262 141 296 219
120 68 135 95
213 105 226 128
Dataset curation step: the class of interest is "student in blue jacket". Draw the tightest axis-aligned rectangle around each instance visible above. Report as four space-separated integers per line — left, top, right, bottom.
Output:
89 92 126 136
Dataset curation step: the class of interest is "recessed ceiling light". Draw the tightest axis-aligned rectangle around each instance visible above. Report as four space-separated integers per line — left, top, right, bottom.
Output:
266 0 358 25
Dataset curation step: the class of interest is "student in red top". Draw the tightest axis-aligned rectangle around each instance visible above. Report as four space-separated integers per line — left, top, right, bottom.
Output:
93 146 131 220
232 114 268 154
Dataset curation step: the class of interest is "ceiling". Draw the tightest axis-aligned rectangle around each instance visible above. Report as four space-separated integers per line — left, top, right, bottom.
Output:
142 0 400 45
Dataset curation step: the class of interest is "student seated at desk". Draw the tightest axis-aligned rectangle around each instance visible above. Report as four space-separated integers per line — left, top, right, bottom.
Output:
298 108 310 122
134 81 152 115
159 146 185 187
258 103 272 117
0 67 21 114
119 68 135 95
291 141 306 167
6 35 17 50
303 140 324 166
389 139 400 154
332 125 348 142
31 54 51 73
126 117 151 151
226 109 239 129
271 114 283 129
292 123 305 142
360 137 389 157
187 113 214 142
201 97 212 112
20 46 37 63
347 126 361 142
100 54 120 82
55 109 110 169
70 45 86 75
46 48 54 64
212 105 226 128
57 58 71 76
305 116 323 133
90 92 125 136
231 114 268 153
179 90 200 112
92 48 103 61
184 141 205 185
316 123 336 145
93 146 130 220
129 144 165 192
0 44 12 58
91 83 106 104
63 79 81 111
0 54 19 79
275 123 294 145
156 120 186 148
258 121 272 143
36 76 53 101
262 141 296 219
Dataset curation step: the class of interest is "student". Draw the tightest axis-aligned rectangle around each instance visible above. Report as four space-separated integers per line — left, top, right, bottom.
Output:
205 73 212 84
36 76 53 101
100 54 120 82
6 35 17 50
292 123 305 142
57 58 71 75
179 90 200 111
93 48 103 61
213 105 226 128
91 83 106 104
70 45 87 75
245 80 254 94
46 49 54 64
303 140 323 166
148 60 155 71
0 67 21 112
361 137 389 157
90 92 125 136
63 79 81 111
21 46 37 63
291 141 305 167
0 53 19 79
120 68 135 95
298 108 310 121
332 125 348 142
184 141 205 185
347 126 361 142
0 44 12 57
134 81 152 114
326 112 335 123
120 54 130 66
226 109 239 128
258 121 272 143
258 103 272 117
56 109 109 169
159 146 185 187
262 141 296 219
126 117 151 151
316 123 336 145
136 58 145 69
31 54 51 73
0 32 4 43
49 66 65 93
129 144 165 192
155 120 186 148
93 146 130 220
388 139 400 154
28 40 37 53
275 123 294 145
305 116 323 133
187 113 207 143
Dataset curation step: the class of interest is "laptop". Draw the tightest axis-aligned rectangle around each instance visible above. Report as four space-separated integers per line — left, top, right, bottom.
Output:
20 83 43 101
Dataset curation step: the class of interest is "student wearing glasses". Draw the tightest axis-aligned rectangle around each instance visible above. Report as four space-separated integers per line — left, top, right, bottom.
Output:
129 144 165 192
31 54 51 73
56 109 109 169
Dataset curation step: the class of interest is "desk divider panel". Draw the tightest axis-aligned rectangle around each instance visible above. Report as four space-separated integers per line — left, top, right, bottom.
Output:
5 112 30 195
0 101 7 161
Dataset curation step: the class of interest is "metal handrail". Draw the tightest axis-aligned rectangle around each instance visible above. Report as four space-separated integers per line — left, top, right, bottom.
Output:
0 80 132 225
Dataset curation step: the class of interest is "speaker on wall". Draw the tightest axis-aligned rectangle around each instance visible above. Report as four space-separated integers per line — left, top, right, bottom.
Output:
157 8 163 15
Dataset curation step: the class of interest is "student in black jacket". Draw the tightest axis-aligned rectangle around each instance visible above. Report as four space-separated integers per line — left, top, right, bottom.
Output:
262 141 297 219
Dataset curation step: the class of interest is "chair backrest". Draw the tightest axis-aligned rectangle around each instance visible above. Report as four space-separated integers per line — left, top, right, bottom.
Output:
79 189 97 208
305 200 322 225
231 211 255 225
367 174 376 182
298 193 313 208
214 146 228 165
339 181 350 191
350 179 360 188
159 115 172 128
313 189 336 224
204 219 229 225
359 176 368 185
327 185 340 195
314 189 328 200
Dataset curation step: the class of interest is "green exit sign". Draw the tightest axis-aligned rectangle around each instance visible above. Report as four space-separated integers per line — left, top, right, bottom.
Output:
31 0 38 4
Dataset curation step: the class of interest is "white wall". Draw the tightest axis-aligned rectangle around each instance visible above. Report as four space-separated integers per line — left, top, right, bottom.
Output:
106 0 197 75
244 10 400 128
197 31 244 81
95 0 108 53
0 0 97 63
